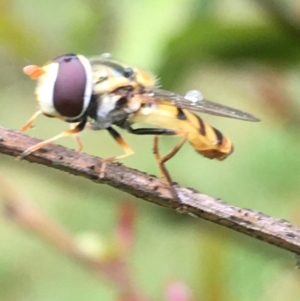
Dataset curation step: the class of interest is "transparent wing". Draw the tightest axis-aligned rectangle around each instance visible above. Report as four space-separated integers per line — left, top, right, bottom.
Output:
145 88 260 122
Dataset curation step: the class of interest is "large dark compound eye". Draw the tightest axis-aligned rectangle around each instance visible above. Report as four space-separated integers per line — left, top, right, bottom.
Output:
52 54 88 118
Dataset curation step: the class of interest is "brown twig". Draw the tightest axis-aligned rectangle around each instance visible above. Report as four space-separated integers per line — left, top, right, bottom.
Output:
1 126 300 255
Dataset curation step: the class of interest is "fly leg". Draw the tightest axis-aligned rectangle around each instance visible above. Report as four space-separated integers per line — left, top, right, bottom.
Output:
99 127 134 178
125 126 176 177
19 119 86 159
125 124 187 206
153 134 187 179
69 123 84 152
153 132 188 209
21 110 42 132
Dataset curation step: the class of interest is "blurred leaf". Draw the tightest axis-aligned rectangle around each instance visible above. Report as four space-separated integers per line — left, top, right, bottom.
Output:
158 19 300 88
190 0 221 18
67 1 110 53
0 7 45 59
196 226 229 301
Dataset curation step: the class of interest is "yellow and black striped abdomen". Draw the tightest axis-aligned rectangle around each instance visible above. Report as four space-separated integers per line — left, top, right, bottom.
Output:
183 107 233 160
130 104 233 160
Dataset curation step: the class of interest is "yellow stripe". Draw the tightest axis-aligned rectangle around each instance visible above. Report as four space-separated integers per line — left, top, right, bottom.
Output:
130 104 233 160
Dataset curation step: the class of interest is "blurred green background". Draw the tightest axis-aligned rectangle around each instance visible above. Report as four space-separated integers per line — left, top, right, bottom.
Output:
1 0 300 300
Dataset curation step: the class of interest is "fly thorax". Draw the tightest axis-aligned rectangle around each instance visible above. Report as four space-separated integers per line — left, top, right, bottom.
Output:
96 94 120 118
93 67 110 94
139 103 157 115
125 98 142 113
89 117 113 130
92 63 135 94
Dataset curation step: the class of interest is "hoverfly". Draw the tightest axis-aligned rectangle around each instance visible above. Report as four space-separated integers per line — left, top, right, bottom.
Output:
21 53 259 202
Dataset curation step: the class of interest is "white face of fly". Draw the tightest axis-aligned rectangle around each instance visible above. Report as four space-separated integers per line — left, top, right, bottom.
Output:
29 54 94 121
35 63 60 117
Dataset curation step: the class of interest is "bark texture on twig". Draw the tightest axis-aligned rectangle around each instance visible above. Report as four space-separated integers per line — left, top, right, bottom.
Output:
0 126 300 255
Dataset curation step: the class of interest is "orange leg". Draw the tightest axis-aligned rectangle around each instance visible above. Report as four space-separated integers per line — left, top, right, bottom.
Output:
99 127 134 178
69 123 84 152
21 110 42 132
153 132 188 207
74 135 84 152
153 134 187 166
19 120 86 159
124 124 188 205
